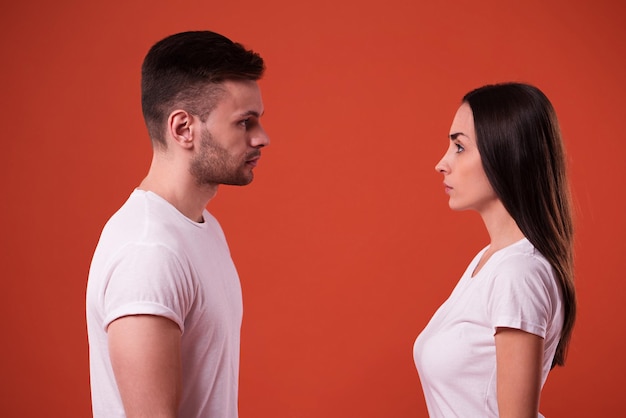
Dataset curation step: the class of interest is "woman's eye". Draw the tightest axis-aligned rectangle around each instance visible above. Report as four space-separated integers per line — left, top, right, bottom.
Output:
455 143 465 153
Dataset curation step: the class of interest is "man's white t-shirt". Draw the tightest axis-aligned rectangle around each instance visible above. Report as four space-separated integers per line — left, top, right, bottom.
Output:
87 190 243 418
413 239 563 417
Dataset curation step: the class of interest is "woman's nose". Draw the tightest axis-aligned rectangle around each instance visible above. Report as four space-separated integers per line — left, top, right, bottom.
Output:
435 157 448 174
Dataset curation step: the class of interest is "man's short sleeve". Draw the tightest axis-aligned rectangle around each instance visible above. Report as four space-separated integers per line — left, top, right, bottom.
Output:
102 243 196 333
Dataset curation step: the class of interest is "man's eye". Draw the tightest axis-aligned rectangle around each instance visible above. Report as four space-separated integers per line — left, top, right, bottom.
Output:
455 143 465 153
239 119 250 128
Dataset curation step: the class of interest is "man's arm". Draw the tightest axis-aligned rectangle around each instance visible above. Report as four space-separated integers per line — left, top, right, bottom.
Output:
495 327 544 418
108 315 182 418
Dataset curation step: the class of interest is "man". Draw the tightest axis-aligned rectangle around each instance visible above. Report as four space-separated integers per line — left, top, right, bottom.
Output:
86 31 269 418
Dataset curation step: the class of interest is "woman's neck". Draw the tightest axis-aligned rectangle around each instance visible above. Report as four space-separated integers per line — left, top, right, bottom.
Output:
480 200 525 252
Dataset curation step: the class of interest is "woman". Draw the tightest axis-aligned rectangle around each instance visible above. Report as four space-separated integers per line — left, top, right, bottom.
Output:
413 83 575 417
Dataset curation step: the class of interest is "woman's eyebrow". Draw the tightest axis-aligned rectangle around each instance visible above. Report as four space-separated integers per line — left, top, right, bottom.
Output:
449 132 467 140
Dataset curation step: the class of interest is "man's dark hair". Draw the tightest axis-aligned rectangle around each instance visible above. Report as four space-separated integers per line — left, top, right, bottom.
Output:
464 82 576 368
141 31 265 147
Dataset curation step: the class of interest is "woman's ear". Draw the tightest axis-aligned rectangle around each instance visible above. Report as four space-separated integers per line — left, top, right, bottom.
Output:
167 110 195 149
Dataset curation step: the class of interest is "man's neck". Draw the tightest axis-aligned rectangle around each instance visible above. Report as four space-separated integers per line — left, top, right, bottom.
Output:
139 158 218 223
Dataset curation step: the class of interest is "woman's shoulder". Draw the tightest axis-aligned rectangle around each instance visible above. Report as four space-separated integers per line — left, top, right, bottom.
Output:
489 239 555 285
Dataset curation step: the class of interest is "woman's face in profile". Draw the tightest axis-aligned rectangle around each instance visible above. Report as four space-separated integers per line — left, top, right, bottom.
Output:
435 103 498 215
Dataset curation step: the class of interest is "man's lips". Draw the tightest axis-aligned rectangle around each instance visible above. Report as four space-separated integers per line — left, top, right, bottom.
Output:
246 153 261 167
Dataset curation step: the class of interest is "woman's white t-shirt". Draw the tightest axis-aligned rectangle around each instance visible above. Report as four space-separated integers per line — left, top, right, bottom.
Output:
413 239 564 417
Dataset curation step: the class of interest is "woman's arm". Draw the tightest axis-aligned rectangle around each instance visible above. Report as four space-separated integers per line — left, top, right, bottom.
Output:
495 327 543 418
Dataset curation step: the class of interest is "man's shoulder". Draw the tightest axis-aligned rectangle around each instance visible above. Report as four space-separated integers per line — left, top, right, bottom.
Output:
98 191 180 251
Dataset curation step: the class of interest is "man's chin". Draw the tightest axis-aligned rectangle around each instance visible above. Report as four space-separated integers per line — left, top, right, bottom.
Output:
222 175 254 186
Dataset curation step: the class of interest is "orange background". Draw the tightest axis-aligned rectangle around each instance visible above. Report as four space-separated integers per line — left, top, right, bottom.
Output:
1 0 624 416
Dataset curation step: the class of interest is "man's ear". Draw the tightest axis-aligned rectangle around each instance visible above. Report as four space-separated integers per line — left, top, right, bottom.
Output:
167 110 196 149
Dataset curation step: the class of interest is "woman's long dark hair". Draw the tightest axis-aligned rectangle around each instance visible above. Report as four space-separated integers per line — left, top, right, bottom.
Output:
464 82 575 367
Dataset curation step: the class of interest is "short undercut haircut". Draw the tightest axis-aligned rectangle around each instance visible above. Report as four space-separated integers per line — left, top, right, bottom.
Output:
141 31 265 147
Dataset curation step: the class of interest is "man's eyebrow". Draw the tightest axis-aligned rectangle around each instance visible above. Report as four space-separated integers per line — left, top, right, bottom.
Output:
238 109 264 118
449 132 467 140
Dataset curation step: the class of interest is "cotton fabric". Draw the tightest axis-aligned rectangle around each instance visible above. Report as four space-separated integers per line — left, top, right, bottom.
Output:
87 190 243 418
413 239 563 417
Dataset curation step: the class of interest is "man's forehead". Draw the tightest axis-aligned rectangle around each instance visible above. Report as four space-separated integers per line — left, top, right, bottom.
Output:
206 80 264 120
220 80 263 110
